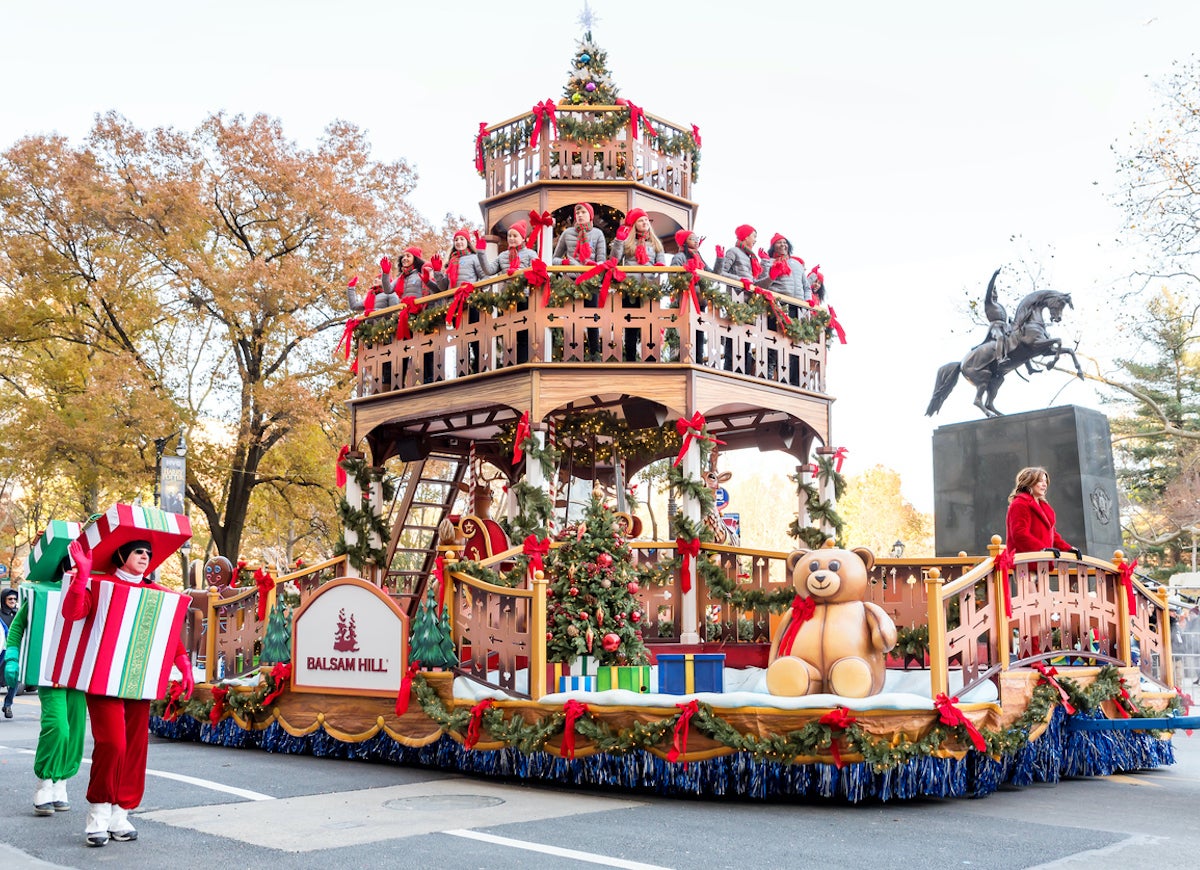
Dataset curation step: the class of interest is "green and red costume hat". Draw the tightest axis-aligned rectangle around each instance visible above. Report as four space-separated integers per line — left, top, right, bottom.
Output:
82 504 192 574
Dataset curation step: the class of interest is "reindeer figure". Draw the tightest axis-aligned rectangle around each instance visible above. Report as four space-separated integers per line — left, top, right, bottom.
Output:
702 446 740 545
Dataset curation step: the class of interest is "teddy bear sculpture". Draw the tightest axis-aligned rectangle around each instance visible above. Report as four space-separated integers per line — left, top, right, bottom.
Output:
766 546 898 697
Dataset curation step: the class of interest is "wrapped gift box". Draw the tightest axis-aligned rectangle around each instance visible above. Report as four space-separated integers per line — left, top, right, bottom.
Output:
23 520 81 583
558 675 596 692
595 664 651 693
16 583 64 687
84 503 192 574
546 655 596 692
656 653 725 694
45 577 188 700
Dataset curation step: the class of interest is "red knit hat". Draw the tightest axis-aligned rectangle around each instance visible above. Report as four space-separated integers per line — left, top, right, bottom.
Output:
674 229 693 248
735 224 756 242
624 208 647 227
453 229 471 242
404 246 422 258
769 233 788 248
809 264 824 283
575 202 594 222
509 220 529 239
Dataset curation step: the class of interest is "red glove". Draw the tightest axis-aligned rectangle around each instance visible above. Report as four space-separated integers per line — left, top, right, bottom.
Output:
473 231 487 251
68 537 93 582
380 255 392 275
430 254 443 272
615 225 631 242
758 247 769 260
348 274 359 289
421 265 432 284
175 654 195 699
715 245 726 259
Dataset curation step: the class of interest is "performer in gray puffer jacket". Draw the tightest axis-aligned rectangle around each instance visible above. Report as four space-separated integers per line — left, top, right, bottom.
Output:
716 225 770 285
761 233 811 300
380 248 434 299
553 202 606 265
482 221 538 276
424 229 490 293
669 229 721 272
611 208 667 269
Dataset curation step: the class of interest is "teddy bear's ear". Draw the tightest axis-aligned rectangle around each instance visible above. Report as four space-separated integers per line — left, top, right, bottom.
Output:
786 549 811 573
853 547 875 572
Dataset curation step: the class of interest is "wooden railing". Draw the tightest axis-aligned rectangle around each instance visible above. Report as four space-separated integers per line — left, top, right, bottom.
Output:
481 106 697 200
355 266 826 398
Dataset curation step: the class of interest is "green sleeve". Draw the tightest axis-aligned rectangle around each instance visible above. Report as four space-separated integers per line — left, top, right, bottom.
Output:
4 599 28 658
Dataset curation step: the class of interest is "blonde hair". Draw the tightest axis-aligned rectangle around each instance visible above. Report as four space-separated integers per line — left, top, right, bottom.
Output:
1008 466 1049 503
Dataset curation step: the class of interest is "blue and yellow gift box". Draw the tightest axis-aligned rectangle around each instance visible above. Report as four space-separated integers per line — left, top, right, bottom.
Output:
656 653 725 694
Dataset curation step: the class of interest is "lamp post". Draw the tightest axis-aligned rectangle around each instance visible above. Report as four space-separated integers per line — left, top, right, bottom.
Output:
891 540 905 559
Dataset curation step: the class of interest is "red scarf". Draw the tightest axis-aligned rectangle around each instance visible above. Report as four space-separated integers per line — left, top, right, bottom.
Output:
740 243 762 278
574 227 592 264
507 247 521 275
447 252 461 288
635 233 651 265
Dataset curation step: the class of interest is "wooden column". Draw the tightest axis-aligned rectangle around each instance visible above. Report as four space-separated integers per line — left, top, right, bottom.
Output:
679 441 702 644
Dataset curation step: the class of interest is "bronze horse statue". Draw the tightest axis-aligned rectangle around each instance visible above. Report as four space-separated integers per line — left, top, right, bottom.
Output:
926 269 1084 417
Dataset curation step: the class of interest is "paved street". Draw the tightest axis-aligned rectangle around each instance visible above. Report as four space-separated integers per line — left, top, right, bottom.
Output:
2 689 1198 869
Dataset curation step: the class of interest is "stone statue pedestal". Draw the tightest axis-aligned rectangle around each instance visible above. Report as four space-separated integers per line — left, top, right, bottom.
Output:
932 405 1121 558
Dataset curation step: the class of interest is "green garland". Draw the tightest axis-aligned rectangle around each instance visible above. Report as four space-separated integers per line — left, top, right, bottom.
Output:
508 479 555 544
334 457 395 570
556 108 632 145
787 458 847 549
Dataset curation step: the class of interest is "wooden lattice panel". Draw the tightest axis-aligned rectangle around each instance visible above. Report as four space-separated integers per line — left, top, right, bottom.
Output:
941 575 997 688
452 579 533 697
213 595 265 678
1128 583 1169 686
1009 561 1121 663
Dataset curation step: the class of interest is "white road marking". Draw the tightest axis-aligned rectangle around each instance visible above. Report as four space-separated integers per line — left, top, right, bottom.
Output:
0 745 273 801
445 829 674 870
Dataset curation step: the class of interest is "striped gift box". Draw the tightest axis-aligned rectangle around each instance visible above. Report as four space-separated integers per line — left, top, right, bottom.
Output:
595 664 651 693
17 584 64 687
656 653 725 694
558 675 596 692
84 503 191 574
23 520 81 583
46 578 188 700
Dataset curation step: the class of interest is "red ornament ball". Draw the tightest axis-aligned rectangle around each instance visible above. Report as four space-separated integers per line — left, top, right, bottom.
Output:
601 632 621 652
630 610 642 623
597 552 613 568
546 632 553 641
626 581 639 595
569 586 579 596
579 610 589 620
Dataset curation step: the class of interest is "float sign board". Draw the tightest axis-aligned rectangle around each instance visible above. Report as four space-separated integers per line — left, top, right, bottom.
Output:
291 578 408 697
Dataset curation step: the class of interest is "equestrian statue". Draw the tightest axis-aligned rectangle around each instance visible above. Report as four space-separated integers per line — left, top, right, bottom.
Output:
926 268 1084 418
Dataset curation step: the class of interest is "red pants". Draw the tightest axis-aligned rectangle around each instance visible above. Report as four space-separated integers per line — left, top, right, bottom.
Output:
84 694 150 809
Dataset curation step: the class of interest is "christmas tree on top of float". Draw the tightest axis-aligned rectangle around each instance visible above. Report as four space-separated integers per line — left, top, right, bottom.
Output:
563 30 620 106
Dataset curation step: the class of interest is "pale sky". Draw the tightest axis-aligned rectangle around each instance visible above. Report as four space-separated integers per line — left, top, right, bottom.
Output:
3 0 1197 513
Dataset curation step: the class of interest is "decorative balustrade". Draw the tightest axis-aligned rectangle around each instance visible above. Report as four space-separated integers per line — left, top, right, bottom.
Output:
480 105 699 200
353 266 828 398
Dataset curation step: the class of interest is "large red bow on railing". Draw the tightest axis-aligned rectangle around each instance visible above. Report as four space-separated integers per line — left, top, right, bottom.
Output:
831 446 848 473
512 411 532 464
691 124 702 148
209 685 229 727
337 316 361 360
676 537 701 594
525 259 552 305
529 99 558 149
624 100 657 140
523 534 551 576
777 594 816 656
262 662 292 708
667 699 699 766
1032 661 1077 715
1119 557 1138 617
934 693 987 752
254 568 274 621
827 305 847 344
561 699 589 759
445 283 473 329
818 707 857 768
994 547 1014 618
465 698 494 749
575 258 625 306
744 279 791 326
395 660 421 716
336 444 350 488
528 209 554 257
680 259 702 315
475 121 489 174
673 412 726 467
395 296 422 341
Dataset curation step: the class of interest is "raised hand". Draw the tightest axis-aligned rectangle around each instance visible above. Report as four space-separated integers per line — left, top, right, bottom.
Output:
430 254 443 272
473 230 487 251
615 225 631 242
714 245 726 259
67 537 92 581
379 256 392 275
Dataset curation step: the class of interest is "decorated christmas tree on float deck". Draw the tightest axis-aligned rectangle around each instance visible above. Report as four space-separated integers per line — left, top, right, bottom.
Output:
260 595 292 664
546 496 648 666
410 581 458 669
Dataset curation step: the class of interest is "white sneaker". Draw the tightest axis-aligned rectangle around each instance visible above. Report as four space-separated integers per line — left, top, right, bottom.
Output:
108 805 138 842
33 779 56 816
52 779 70 811
85 801 111 847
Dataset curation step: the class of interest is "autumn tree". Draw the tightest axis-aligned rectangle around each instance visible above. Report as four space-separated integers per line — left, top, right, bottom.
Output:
838 465 933 557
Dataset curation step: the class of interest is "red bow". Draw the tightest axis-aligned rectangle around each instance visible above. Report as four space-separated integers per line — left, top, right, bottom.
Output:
994 547 1015 618
475 121 489 174
523 534 551 576
529 210 554 257
395 296 422 342
529 99 558 149
676 537 701 594
575 258 625 306
625 100 657 140
395 660 421 716
1119 558 1138 617
336 444 350 488
162 680 186 721
827 305 847 343
561 699 588 760
746 280 791 326
818 707 857 768
690 124 702 148
465 698 494 749
667 699 699 766
337 316 361 360
1114 680 1133 719
210 685 229 727
679 259 702 316
777 595 817 657
934 693 986 752
1032 661 1077 715
362 288 377 315
673 412 726 467
803 462 820 478
831 446 848 473
525 259 552 305
512 411 532 463
433 553 446 616
262 662 292 707
254 568 274 621
445 283 473 329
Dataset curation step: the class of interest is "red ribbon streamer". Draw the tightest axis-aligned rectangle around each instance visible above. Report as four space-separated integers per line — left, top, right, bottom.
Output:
336 444 350 488
777 595 817 657
529 100 558 149
1119 558 1138 617
529 209 555 257
934 693 987 752
1032 661 1077 715
818 707 857 768
626 100 657 140
475 122 489 174
744 279 792 326
1114 683 1133 719
512 411 532 463
575 258 625 306
525 258 552 305
561 699 588 759
163 680 186 721
667 699 699 766
254 568 274 621
210 685 229 727
395 296 422 341
831 447 848 473
673 412 726 467
827 305 847 343
994 547 1015 618
691 124 702 148
465 698 494 749
677 259 702 315
522 534 551 576
262 663 292 707
445 283 473 329
337 316 361 360
395 660 421 716
676 537 701 594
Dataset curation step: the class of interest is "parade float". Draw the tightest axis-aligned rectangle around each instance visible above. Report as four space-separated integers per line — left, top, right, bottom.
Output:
142 32 1194 802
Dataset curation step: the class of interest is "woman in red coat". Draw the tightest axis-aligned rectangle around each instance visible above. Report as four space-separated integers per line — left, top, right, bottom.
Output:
1005 466 1081 557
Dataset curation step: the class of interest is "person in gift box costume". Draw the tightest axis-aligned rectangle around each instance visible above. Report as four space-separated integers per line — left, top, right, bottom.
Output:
63 534 194 847
4 556 88 815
